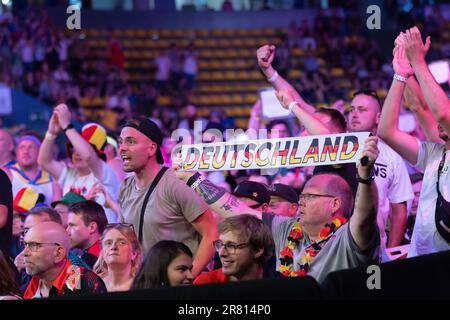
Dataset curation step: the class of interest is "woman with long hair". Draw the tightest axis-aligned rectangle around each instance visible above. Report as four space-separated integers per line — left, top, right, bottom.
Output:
132 240 194 289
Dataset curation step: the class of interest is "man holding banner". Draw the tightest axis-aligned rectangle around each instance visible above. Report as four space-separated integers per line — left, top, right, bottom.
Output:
174 136 380 283
256 44 412 251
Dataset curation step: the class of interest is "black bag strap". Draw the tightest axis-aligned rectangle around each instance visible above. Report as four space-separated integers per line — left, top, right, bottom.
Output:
138 166 168 242
436 151 447 192
435 151 450 242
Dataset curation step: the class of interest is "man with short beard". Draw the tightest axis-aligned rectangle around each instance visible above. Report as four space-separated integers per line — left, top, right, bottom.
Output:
22 222 106 299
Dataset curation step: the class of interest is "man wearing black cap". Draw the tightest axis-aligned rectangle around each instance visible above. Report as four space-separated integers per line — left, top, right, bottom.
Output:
118 117 218 278
232 181 270 213
268 184 299 217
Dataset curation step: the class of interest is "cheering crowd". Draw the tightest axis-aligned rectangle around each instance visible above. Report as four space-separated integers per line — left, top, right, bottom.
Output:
0 23 449 299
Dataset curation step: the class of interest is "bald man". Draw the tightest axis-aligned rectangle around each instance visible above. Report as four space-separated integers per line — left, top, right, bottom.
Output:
23 222 106 299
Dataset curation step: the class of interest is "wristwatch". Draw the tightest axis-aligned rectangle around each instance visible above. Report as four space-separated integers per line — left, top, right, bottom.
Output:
63 123 74 133
356 170 375 184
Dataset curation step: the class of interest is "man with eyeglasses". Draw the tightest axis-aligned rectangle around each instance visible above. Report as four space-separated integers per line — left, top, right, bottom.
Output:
194 214 279 284
174 137 380 283
256 44 412 253
13 207 90 293
22 221 106 299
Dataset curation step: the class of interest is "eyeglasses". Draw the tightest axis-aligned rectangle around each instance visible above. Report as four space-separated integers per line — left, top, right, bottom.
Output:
213 240 250 254
299 193 335 202
23 241 61 252
353 89 382 109
105 223 135 232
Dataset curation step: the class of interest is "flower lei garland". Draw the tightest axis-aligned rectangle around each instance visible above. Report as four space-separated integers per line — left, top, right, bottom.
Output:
279 217 347 277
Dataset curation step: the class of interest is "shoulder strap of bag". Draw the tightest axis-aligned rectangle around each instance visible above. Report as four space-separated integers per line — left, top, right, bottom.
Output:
138 166 168 242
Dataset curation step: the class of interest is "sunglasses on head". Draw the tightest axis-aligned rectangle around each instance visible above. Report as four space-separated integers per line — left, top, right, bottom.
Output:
353 89 382 109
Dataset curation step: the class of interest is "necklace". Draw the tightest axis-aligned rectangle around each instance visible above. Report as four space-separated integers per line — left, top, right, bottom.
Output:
279 216 347 277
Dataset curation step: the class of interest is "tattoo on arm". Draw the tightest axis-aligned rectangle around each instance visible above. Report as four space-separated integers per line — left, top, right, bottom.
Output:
195 179 226 205
220 194 241 212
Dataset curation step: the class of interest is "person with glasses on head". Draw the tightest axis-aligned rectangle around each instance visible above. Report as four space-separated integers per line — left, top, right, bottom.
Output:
347 87 414 252
132 240 194 289
378 28 450 257
93 223 142 292
194 214 278 284
174 137 380 283
22 221 106 299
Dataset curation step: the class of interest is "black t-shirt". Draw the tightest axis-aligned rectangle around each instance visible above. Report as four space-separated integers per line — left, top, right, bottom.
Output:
0 169 13 256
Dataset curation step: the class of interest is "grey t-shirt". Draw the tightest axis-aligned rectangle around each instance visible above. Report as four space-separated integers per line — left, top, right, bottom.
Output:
119 168 209 254
264 213 380 283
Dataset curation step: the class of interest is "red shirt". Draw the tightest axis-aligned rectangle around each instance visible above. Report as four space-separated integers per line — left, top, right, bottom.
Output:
194 268 229 285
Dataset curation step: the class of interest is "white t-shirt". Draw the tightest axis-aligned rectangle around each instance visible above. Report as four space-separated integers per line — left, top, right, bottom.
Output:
10 169 54 206
375 139 414 247
58 162 120 223
408 142 450 257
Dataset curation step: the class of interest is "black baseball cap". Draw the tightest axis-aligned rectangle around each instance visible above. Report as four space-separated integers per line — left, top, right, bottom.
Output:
123 117 164 164
232 181 270 206
269 183 299 203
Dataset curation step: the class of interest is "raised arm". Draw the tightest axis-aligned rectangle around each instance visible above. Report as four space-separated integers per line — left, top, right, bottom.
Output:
276 90 330 135
349 136 379 250
172 155 262 220
55 104 104 179
404 27 450 134
256 45 315 114
38 111 65 180
404 76 442 143
377 43 419 165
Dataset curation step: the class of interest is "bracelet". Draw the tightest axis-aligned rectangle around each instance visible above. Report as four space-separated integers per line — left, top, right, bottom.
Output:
393 73 408 83
63 123 74 133
186 172 201 188
288 101 298 113
45 131 56 141
267 71 279 83
356 170 375 184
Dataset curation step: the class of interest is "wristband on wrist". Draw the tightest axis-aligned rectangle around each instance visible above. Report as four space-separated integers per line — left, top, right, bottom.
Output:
356 169 375 184
267 71 279 83
393 73 408 83
45 131 56 141
288 101 298 113
63 123 74 133
186 172 201 188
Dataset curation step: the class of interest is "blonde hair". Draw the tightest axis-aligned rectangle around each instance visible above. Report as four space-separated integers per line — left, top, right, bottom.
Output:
93 224 142 277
